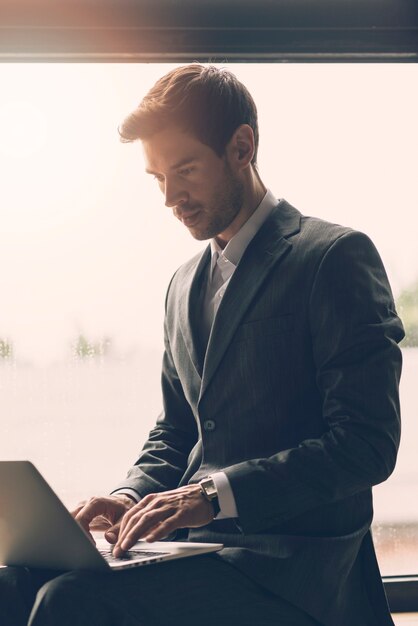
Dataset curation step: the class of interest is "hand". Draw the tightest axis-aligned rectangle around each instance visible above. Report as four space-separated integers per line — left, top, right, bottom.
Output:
72 494 136 544
113 484 215 557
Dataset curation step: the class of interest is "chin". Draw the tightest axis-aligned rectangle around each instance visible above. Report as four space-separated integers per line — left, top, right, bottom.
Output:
188 229 211 241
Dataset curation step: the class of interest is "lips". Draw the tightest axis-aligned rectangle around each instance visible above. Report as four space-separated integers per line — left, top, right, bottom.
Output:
178 210 201 227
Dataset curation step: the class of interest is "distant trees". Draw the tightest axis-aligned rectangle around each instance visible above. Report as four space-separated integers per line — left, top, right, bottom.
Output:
1 284 417 362
0 335 113 362
396 280 418 347
72 334 112 359
0 339 13 359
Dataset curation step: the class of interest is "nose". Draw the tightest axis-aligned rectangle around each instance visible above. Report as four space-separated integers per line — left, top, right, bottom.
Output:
164 177 188 208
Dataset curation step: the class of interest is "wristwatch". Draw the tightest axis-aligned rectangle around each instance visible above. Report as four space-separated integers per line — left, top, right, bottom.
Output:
199 476 220 517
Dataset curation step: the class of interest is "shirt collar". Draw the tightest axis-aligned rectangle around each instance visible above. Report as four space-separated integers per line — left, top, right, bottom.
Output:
209 188 278 272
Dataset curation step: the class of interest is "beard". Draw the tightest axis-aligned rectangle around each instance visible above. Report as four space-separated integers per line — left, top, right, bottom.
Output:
187 160 245 241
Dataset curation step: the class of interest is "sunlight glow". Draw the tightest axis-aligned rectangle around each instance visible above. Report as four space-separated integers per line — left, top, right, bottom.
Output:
0 63 417 364
0 100 48 159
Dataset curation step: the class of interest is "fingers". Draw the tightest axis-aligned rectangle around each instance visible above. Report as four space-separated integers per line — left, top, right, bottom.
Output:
75 498 108 534
113 498 174 556
88 515 113 531
70 501 87 518
116 506 164 551
74 495 132 536
124 506 174 542
118 496 150 538
112 486 214 558
141 513 181 542
113 519 171 556
105 522 121 544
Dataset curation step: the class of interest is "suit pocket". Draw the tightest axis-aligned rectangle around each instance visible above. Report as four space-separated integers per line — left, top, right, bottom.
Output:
233 314 294 342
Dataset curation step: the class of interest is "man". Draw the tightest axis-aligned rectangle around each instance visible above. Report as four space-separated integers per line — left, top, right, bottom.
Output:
0 64 404 625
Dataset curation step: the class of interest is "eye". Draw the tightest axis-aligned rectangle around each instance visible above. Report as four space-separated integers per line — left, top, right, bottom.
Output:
153 174 164 184
178 167 193 177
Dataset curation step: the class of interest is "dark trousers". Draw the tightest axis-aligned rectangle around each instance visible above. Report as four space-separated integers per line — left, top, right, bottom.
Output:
0 556 320 626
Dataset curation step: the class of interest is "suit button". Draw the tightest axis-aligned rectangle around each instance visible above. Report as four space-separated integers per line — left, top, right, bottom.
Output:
203 419 216 432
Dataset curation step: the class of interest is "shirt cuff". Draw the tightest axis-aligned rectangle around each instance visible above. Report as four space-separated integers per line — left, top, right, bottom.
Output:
211 471 238 519
110 488 141 503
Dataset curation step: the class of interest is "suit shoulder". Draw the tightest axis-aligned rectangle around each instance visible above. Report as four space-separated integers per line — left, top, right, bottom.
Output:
275 202 380 274
276 199 356 252
300 213 353 247
292 212 380 264
301 214 380 258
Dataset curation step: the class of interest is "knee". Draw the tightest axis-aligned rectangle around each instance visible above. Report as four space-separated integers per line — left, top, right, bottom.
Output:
0 567 40 626
37 570 81 604
30 571 94 625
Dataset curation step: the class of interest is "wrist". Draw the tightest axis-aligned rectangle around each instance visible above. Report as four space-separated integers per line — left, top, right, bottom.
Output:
112 493 137 509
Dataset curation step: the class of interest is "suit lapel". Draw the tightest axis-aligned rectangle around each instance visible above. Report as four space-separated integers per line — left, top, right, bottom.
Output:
199 200 301 401
178 245 211 378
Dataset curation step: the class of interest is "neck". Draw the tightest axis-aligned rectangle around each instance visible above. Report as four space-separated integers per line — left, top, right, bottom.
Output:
215 165 267 248
248 164 267 209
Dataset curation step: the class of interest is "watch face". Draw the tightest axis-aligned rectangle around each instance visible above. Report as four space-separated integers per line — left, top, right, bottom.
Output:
201 478 217 500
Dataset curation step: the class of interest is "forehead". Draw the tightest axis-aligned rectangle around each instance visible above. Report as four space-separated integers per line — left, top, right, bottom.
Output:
142 127 217 172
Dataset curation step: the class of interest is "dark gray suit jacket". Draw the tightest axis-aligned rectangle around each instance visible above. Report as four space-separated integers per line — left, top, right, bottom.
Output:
117 200 404 626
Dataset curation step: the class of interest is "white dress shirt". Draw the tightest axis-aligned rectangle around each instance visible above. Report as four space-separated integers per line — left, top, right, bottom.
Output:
115 189 279 520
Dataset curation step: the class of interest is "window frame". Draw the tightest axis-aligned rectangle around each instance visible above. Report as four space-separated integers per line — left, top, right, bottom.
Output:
0 0 417 62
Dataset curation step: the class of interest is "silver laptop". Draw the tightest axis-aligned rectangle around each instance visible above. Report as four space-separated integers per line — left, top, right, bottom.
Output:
0 461 223 571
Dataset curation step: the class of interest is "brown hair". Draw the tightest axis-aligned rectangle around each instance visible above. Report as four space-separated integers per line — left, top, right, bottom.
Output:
118 64 259 165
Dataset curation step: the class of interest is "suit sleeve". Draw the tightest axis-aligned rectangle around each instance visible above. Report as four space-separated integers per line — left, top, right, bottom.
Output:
112 291 199 498
223 230 405 533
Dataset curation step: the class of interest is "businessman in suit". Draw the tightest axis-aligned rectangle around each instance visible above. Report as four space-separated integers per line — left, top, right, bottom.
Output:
0 64 404 625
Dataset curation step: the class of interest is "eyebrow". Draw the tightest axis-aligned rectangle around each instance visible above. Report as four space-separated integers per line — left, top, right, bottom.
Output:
145 156 197 176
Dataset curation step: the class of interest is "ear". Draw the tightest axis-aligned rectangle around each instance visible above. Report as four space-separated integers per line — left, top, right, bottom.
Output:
226 124 255 171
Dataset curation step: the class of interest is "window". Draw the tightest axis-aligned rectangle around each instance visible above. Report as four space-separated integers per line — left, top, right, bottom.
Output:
1 62 417 577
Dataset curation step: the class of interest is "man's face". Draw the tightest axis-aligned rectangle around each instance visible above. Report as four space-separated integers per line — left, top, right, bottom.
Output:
142 127 245 244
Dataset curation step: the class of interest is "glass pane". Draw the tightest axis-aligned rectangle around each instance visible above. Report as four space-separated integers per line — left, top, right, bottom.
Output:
1 63 417 573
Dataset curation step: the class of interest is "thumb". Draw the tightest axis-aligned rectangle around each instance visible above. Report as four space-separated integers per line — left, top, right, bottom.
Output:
105 522 121 544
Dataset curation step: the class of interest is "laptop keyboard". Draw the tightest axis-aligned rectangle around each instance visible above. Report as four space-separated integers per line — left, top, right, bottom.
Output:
99 548 170 564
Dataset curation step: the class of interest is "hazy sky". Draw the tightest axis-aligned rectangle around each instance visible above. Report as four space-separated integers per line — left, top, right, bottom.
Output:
0 63 417 364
